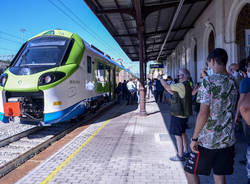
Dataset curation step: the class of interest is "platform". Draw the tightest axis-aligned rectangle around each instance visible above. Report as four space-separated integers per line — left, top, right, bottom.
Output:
15 99 247 184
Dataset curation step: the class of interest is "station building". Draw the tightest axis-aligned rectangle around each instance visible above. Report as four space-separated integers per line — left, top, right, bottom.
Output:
0 1 249 184
163 0 250 83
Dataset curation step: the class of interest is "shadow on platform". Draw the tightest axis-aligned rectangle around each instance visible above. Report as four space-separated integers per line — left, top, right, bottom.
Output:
154 99 248 184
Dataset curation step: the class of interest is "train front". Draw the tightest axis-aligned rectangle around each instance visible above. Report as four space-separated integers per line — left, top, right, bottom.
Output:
0 30 84 125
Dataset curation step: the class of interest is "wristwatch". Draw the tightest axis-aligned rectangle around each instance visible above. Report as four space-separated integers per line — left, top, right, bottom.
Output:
191 137 198 142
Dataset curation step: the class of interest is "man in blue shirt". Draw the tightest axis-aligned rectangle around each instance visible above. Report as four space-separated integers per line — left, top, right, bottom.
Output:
235 59 250 124
235 57 250 183
155 79 164 103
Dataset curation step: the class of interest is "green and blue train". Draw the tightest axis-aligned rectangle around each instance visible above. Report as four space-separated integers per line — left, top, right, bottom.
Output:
0 29 134 125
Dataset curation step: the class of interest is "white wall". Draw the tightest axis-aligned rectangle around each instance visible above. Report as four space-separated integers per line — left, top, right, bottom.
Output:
164 0 250 83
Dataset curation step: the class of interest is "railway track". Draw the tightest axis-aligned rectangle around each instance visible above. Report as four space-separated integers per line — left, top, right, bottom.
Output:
0 101 115 177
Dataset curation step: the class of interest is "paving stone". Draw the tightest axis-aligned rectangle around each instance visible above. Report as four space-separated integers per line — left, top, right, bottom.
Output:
16 100 247 184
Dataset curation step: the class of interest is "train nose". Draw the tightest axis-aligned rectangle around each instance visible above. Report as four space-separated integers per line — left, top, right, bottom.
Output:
4 75 39 92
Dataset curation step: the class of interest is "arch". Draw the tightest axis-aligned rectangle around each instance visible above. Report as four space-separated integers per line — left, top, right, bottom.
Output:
225 0 250 42
188 37 198 83
208 31 215 54
236 3 250 61
203 22 216 61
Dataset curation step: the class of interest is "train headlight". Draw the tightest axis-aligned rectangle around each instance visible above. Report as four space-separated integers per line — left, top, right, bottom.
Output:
38 72 66 86
44 76 52 84
0 73 8 87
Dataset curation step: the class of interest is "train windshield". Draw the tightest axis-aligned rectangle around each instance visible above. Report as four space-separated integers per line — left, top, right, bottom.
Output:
13 36 70 67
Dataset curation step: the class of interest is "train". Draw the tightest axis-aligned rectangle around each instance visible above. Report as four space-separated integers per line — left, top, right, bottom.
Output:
0 29 134 125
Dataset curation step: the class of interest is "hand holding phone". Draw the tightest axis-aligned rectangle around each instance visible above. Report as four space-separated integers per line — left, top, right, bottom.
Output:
190 140 199 154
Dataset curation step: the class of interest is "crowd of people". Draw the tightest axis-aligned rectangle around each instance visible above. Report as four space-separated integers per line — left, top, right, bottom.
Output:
115 78 140 105
114 48 250 183
158 48 250 184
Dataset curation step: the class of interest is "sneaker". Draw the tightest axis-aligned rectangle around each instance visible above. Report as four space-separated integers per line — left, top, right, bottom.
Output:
169 155 185 161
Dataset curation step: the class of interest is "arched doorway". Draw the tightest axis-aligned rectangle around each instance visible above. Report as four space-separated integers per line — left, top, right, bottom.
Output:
203 22 216 65
208 31 215 54
236 3 250 61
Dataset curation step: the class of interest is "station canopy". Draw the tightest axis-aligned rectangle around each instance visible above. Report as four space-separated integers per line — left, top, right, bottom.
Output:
84 0 212 62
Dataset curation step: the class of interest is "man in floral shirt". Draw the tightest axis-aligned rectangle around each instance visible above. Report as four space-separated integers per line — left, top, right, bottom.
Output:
185 48 238 184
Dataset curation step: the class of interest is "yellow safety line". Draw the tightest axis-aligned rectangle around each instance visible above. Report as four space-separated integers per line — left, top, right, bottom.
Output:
40 104 125 184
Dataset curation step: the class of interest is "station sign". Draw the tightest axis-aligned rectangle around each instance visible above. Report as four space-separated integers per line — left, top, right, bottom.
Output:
150 64 164 69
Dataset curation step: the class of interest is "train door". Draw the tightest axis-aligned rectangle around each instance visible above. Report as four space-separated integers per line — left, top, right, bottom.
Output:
107 66 111 99
112 67 116 100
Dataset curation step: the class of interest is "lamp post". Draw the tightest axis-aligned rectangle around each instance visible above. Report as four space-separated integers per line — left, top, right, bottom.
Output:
20 28 26 43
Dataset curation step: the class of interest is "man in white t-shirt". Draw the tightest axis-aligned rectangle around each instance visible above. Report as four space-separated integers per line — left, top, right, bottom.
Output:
126 79 136 105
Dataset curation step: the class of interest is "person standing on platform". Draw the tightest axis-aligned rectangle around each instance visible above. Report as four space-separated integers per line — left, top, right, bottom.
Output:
122 80 127 100
228 63 243 89
158 68 193 161
147 78 153 98
235 58 250 183
115 82 122 104
155 79 164 103
152 79 157 99
135 78 140 104
185 48 238 184
126 79 136 105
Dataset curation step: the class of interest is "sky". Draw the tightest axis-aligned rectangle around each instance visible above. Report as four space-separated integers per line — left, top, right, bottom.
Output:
0 0 153 75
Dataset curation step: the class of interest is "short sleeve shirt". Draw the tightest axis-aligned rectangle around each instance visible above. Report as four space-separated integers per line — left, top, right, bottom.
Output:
196 74 238 149
127 81 135 91
170 83 185 98
156 80 164 91
240 77 250 94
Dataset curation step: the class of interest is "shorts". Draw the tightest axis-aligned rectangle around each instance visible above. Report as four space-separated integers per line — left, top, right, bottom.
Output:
184 145 235 176
170 116 188 136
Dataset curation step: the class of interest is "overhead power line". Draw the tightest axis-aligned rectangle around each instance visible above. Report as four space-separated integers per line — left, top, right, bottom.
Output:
47 0 129 64
0 37 22 45
0 30 21 41
47 0 106 48
56 0 126 58
0 47 17 52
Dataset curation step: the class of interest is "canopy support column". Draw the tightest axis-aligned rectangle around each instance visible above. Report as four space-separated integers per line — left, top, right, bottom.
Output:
135 0 147 116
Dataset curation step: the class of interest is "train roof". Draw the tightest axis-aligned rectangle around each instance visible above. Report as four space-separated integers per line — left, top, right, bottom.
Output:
32 29 136 78
83 40 134 76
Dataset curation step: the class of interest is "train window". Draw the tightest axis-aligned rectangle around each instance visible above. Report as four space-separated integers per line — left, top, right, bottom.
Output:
98 62 104 70
87 56 91 73
12 36 70 67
